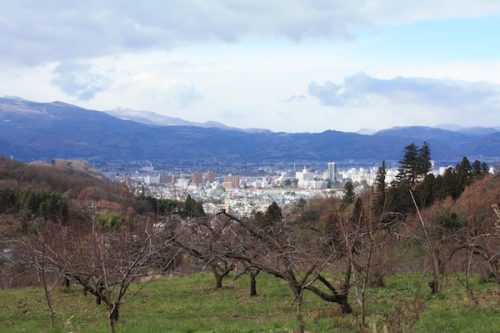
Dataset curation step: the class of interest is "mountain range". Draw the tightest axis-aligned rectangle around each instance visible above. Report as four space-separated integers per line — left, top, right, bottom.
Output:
0 96 498 163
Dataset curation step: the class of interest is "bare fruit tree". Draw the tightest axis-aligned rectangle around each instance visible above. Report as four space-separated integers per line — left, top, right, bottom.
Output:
217 211 358 333
28 210 178 333
171 214 235 289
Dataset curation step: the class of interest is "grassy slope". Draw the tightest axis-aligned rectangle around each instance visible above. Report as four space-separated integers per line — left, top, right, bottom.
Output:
0 272 498 333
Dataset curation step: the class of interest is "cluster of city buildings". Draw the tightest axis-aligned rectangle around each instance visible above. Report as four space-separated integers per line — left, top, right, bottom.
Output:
123 160 495 218
123 162 389 217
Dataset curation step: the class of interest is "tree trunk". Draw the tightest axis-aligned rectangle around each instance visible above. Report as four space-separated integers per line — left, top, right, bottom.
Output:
109 303 119 333
250 273 257 297
429 279 439 295
63 276 71 288
339 294 352 314
214 272 223 289
295 293 305 333
110 302 120 321
109 316 116 333
38 251 55 327
41 265 55 326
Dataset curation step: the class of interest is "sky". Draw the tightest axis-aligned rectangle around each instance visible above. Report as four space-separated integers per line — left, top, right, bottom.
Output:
1 0 500 133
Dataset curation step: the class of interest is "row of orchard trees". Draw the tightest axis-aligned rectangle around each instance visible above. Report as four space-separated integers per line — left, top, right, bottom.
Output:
14 143 499 333
21 195 386 333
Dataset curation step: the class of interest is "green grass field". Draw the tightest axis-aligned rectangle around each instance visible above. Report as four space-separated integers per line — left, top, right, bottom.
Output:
0 272 498 333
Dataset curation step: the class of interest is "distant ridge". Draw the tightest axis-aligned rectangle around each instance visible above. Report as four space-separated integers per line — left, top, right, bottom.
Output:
0 96 499 163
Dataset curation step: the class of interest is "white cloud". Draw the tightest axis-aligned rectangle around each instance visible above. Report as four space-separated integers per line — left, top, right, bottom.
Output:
1 0 499 65
51 61 110 100
308 72 500 111
91 68 202 112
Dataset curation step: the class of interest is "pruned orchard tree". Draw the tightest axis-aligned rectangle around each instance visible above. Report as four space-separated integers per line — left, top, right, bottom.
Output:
234 262 261 297
216 205 373 333
171 214 235 289
26 206 178 333
216 211 328 333
347 193 405 328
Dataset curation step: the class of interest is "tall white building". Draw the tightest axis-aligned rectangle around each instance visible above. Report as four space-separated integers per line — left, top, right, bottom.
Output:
327 162 337 182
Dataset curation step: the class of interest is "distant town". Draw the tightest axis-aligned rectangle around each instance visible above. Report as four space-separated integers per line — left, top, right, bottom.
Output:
102 161 496 218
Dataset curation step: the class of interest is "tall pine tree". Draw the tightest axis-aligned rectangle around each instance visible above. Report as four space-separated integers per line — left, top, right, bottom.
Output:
416 141 432 178
373 160 387 217
343 181 355 205
397 143 419 185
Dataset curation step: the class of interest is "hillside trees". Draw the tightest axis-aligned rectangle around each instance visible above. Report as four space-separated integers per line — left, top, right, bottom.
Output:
0 156 129 204
10 189 69 228
450 175 500 285
388 142 490 214
409 172 499 295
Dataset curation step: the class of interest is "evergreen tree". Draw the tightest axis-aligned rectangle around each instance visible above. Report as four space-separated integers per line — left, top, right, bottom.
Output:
415 174 436 208
373 161 387 216
456 156 473 192
472 160 482 177
264 201 282 226
183 195 195 213
183 195 205 217
397 143 419 185
481 162 489 174
442 167 462 200
350 197 364 225
416 141 432 177
456 156 472 176
385 181 413 215
433 174 446 200
343 181 355 205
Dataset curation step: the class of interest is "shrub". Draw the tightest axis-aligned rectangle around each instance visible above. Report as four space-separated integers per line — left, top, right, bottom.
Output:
96 211 125 230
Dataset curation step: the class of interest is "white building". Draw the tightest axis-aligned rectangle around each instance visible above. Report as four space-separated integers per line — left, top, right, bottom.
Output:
145 174 161 185
296 167 314 188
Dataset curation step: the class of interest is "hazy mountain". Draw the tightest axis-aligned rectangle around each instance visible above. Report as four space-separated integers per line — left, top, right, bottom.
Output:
456 127 499 136
0 97 498 163
374 126 473 145
105 108 199 127
436 124 465 131
436 124 499 136
464 132 500 157
105 107 232 129
105 107 270 133
356 128 377 135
